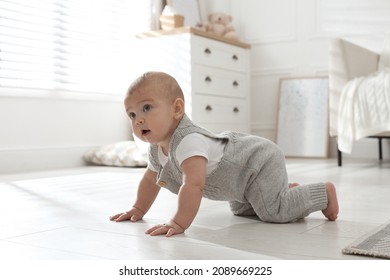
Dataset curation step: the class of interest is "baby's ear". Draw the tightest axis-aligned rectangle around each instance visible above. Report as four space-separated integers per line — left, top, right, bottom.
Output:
173 98 185 119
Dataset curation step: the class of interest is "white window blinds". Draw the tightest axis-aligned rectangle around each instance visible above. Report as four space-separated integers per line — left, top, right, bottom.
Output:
0 0 149 96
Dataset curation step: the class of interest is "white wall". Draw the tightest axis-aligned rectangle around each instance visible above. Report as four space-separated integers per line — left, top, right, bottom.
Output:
200 0 390 159
0 95 131 173
0 1 155 174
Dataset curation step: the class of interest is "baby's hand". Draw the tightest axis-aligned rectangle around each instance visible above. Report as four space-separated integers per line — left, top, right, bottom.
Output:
109 207 145 222
145 220 184 237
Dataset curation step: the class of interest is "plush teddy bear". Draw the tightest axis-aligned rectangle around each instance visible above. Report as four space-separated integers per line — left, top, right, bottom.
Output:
200 12 239 40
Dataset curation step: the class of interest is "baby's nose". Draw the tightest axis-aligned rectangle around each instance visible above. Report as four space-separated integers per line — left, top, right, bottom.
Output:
136 117 144 126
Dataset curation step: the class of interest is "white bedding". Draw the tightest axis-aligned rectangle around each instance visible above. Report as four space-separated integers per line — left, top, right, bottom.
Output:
337 68 390 153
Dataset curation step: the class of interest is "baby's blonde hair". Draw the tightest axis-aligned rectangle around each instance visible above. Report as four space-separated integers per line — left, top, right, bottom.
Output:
126 71 184 103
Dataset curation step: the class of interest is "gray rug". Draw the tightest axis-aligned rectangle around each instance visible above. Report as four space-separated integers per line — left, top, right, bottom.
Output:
342 222 390 259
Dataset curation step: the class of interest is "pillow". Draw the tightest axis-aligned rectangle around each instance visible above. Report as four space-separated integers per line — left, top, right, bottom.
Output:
83 141 147 167
378 33 390 71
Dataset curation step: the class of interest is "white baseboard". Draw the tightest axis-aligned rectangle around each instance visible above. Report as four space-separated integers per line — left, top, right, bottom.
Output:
251 122 276 142
2 135 388 174
252 124 390 160
0 145 99 174
328 137 390 160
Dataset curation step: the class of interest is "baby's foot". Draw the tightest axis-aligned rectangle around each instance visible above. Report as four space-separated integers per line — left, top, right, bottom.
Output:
322 182 339 221
288 182 300 188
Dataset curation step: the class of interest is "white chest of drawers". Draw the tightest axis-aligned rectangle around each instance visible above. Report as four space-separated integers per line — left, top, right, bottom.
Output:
138 27 251 133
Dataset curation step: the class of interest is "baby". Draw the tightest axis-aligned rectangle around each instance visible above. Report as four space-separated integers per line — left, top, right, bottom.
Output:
110 71 339 237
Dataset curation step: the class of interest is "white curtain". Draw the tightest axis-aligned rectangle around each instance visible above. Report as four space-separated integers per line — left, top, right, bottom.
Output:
0 0 151 96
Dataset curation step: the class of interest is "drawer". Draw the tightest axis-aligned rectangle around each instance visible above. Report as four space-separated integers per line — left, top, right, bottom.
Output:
198 122 250 134
193 65 247 98
192 94 248 125
192 36 248 72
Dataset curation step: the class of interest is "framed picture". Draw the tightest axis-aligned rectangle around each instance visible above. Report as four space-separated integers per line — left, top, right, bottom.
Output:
276 77 329 158
167 0 201 27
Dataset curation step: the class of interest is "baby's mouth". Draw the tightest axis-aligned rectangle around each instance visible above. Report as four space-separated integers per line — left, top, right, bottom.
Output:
141 129 151 136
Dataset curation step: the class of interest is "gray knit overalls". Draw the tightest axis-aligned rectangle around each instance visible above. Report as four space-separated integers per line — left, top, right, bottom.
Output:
148 114 328 223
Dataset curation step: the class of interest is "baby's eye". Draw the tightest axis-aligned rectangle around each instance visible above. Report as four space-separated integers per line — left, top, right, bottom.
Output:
143 104 151 112
129 112 136 120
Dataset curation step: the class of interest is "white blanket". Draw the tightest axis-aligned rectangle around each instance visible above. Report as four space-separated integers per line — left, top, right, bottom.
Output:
337 68 390 153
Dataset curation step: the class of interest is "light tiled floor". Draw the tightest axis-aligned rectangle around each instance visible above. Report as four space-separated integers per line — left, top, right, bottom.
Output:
0 158 389 260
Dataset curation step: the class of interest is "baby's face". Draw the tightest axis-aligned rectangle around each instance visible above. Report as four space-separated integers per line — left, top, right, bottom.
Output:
125 84 178 147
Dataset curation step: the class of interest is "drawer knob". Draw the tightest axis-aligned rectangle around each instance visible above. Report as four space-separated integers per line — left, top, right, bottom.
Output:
204 48 212 54
205 76 212 82
233 107 239 113
232 54 238 61
205 105 213 111
233 80 239 87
